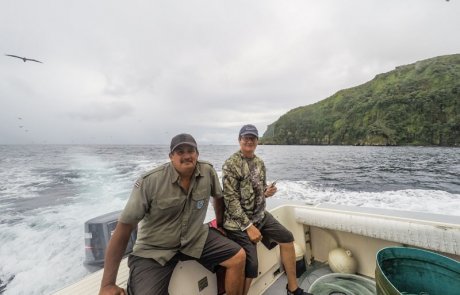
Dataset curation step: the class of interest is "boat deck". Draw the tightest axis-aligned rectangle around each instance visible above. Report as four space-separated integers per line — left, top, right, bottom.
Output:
262 262 333 294
263 262 378 295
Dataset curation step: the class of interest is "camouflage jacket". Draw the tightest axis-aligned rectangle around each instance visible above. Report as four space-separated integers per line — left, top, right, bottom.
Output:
222 151 267 231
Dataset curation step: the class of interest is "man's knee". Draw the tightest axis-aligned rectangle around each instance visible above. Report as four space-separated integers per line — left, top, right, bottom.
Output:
232 248 246 266
277 230 294 245
245 252 259 278
222 248 246 268
286 231 294 242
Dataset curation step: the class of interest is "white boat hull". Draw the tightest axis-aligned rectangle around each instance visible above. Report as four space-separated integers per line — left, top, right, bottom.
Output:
53 201 460 294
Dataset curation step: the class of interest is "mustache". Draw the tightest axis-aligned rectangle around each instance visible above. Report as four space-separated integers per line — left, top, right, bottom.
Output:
180 159 194 164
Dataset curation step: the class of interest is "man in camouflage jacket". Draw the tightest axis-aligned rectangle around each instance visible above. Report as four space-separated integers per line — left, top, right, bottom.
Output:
222 124 311 295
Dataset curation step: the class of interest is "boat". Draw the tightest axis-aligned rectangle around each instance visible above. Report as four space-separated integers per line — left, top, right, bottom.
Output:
53 199 460 294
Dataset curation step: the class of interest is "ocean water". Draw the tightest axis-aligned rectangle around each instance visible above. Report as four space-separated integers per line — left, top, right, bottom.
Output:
0 144 459 294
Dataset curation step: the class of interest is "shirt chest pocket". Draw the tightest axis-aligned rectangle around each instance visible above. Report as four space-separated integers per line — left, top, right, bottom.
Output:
157 196 185 209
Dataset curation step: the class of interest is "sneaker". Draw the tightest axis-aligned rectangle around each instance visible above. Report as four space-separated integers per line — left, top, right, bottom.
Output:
286 285 313 295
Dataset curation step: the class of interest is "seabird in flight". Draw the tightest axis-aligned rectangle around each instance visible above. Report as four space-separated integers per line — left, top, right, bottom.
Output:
5 54 43 63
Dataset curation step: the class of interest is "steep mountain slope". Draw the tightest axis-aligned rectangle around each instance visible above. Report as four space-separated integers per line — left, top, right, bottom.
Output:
261 54 460 146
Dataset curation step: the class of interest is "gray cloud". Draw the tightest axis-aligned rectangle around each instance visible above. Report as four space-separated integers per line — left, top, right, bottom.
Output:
69 101 134 122
1 0 459 144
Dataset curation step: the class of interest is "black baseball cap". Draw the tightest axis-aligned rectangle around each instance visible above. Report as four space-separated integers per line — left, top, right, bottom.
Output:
239 124 259 138
170 133 198 152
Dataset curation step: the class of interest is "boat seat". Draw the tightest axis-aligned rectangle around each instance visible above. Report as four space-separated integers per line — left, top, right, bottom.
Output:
294 204 460 256
53 258 220 295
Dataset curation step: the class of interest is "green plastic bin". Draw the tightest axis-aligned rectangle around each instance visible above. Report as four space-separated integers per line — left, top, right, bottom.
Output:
376 247 460 295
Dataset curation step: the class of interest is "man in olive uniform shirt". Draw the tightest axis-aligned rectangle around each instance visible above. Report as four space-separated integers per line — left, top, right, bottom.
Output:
99 134 245 295
222 125 310 295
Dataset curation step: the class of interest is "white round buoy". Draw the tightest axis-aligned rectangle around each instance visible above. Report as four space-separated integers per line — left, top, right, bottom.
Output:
328 247 358 274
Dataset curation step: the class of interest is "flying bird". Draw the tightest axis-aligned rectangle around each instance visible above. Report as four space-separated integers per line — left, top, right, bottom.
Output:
5 54 43 63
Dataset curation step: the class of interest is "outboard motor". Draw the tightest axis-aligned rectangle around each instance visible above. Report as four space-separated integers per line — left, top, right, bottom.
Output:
84 210 137 272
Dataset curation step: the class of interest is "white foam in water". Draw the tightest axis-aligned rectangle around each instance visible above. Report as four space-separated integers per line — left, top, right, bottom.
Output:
276 180 460 216
1 192 129 295
0 166 52 201
1 149 459 295
0 151 134 294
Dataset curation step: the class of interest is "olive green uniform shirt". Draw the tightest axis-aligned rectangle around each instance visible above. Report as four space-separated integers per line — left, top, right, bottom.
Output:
222 151 267 231
119 160 222 266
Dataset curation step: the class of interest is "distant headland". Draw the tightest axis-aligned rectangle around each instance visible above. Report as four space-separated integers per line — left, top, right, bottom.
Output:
260 54 460 146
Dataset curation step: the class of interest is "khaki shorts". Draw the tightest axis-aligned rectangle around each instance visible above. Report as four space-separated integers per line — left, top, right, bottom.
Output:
127 228 241 295
226 212 294 278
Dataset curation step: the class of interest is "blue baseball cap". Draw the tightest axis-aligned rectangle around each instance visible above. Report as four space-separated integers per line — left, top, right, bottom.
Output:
239 124 258 138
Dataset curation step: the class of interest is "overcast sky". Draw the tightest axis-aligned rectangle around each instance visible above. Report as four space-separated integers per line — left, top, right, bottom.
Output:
1 0 459 145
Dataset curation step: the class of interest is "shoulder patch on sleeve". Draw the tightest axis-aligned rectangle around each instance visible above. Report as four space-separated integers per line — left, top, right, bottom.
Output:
134 178 142 189
134 180 141 188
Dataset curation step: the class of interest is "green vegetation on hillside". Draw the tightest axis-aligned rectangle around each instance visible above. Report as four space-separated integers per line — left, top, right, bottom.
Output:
261 54 460 146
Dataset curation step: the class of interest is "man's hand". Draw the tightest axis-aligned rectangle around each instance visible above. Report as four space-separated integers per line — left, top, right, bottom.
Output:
99 222 133 295
246 224 262 244
99 284 126 295
264 183 277 198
